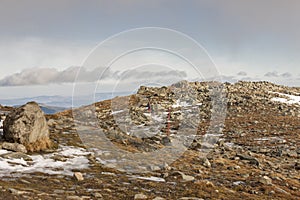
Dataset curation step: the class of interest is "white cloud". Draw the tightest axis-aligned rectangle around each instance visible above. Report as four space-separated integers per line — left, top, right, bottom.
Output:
265 71 279 77
237 71 247 76
0 66 187 87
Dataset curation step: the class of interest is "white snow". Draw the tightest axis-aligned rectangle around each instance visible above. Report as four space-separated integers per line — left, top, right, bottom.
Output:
0 146 90 177
129 175 166 182
233 181 245 186
111 110 125 115
271 92 300 105
151 115 164 122
172 100 192 108
144 111 166 123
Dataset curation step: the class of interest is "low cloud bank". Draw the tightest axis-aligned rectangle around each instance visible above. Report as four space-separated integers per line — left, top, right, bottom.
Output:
0 67 187 86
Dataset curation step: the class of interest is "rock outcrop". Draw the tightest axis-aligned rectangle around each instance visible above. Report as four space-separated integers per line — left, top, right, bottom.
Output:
3 102 53 152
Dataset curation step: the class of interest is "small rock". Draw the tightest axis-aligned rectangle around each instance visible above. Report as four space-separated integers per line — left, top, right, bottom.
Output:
287 151 298 158
179 198 204 200
66 196 82 200
205 180 215 187
8 188 27 195
182 174 195 182
149 165 161 171
259 176 272 185
236 153 260 166
161 137 171 146
0 152 32 161
53 189 65 194
92 192 103 198
173 171 195 182
51 154 68 162
153 197 165 200
162 163 171 171
269 190 275 195
134 193 148 199
200 158 211 168
2 142 27 153
73 172 84 181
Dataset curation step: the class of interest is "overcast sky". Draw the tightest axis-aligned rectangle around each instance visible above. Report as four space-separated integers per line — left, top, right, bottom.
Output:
0 0 300 98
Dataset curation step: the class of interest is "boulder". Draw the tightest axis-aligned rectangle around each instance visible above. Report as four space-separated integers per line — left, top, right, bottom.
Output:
3 102 52 152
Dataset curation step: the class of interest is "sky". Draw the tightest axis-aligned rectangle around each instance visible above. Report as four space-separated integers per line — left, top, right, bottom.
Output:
0 0 300 99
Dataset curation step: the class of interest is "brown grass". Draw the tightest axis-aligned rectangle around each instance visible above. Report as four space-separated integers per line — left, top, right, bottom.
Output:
24 137 56 152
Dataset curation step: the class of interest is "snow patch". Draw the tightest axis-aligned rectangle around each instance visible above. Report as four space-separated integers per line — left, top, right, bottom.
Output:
172 100 192 108
271 92 300 105
130 175 166 182
0 146 90 177
111 110 125 115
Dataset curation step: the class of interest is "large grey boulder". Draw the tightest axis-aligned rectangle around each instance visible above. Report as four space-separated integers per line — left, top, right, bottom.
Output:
3 102 53 152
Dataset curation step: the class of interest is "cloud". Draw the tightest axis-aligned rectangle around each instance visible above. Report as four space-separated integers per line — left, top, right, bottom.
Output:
237 71 247 76
0 66 188 87
281 72 292 78
0 67 90 86
116 68 187 80
264 71 279 77
264 71 293 78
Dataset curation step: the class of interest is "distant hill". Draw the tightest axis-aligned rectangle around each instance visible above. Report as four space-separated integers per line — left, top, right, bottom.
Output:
0 92 132 108
38 104 68 114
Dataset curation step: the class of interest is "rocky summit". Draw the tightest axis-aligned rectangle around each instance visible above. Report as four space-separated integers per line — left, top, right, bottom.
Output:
0 81 299 200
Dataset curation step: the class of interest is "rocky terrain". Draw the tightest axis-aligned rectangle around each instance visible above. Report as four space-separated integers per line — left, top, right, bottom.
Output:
0 81 299 200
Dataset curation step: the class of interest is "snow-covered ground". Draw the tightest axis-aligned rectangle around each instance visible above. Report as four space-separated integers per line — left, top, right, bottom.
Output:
0 146 90 177
172 100 192 108
271 92 300 105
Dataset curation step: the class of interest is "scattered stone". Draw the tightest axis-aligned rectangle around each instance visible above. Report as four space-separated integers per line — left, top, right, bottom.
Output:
0 152 32 161
259 176 272 185
92 192 103 198
73 172 84 181
149 165 161 171
161 136 171 146
236 153 260 166
205 181 215 187
51 154 68 162
287 151 298 158
153 197 166 200
66 196 82 200
173 171 195 182
200 157 211 168
134 193 148 199
8 188 28 195
2 142 27 153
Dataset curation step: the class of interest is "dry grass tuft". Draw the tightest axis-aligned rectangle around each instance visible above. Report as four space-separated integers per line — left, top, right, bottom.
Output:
24 137 56 152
